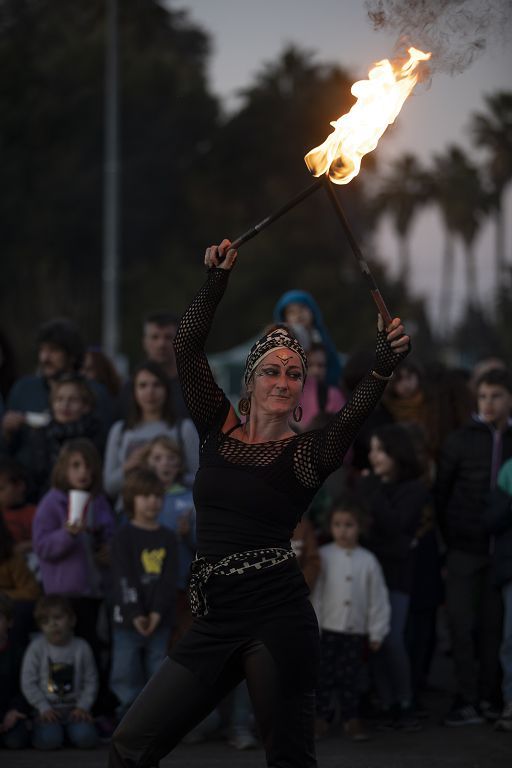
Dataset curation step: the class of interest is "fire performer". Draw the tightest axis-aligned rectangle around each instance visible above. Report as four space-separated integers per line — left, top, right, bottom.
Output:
109 237 410 768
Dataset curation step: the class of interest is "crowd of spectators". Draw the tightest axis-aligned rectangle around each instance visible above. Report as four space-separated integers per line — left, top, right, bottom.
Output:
0 292 511 752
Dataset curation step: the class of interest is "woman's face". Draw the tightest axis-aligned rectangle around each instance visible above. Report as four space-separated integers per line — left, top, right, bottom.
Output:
52 383 88 424
134 370 166 417
368 436 396 481
248 350 303 419
283 302 314 329
66 452 92 491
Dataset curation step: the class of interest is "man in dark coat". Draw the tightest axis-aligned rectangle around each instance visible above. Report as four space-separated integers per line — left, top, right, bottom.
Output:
436 368 512 726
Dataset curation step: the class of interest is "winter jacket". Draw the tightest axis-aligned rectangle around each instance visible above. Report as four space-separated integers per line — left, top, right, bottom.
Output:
33 488 114 595
273 290 342 386
436 417 512 555
358 475 429 594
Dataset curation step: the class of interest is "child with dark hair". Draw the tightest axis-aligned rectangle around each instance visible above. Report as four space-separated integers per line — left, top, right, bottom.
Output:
21 595 98 750
0 457 36 555
0 593 31 749
358 423 429 729
110 468 178 717
312 495 389 741
437 366 512 726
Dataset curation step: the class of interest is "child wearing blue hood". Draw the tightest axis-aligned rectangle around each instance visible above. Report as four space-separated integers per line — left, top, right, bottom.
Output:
273 290 341 386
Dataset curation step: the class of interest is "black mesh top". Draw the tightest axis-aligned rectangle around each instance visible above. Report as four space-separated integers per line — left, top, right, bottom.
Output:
174 267 394 556
171 267 402 692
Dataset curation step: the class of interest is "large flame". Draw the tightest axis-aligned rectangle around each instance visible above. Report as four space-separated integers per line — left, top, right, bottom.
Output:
305 46 431 185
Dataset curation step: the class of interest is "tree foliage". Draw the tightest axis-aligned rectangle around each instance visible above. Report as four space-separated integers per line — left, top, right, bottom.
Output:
1 0 432 370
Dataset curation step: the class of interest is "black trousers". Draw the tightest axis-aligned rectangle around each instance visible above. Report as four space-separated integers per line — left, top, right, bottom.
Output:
316 630 364 721
109 639 317 768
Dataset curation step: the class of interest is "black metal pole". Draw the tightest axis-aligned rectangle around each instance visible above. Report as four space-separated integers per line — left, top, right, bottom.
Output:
230 177 323 250
320 175 393 328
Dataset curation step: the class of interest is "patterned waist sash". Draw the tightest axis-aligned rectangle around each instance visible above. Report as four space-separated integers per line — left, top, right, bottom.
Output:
189 547 296 617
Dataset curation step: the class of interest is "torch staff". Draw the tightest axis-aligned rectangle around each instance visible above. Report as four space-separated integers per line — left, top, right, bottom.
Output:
320 176 393 328
230 177 323 250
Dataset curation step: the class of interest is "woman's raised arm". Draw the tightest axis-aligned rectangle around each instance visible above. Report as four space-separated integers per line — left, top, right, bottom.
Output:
293 317 410 486
173 240 238 438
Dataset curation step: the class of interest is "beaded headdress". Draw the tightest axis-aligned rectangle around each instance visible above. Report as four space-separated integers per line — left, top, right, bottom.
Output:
244 327 308 386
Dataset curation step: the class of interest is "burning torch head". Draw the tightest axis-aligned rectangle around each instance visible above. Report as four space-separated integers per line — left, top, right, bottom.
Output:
244 327 308 387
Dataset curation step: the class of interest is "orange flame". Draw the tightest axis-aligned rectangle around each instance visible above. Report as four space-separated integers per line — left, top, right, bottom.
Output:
304 47 431 185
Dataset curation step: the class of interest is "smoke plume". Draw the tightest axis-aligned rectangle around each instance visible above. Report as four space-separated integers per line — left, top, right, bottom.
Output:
364 0 511 75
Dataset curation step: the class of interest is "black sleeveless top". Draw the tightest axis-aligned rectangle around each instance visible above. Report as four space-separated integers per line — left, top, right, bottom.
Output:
169 268 390 692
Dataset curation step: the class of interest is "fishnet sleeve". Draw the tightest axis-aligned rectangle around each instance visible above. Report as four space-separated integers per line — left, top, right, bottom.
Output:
173 268 231 437
293 330 409 487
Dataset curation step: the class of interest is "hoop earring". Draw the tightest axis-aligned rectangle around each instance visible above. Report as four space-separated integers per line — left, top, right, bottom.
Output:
238 397 251 417
293 405 303 423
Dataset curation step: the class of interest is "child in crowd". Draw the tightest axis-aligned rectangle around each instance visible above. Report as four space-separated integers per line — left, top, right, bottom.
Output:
0 593 31 749
0 512 40 602
301 343 345 429
30 374 103 497
312 496 390 741
273 289 341 385
485 455 512 731
32 439 114 672
21 595 98 750
103 362 199 506
359 423 429 729
437 368 512 725
110 468 178 717
0 457 36 556
141 435 196 638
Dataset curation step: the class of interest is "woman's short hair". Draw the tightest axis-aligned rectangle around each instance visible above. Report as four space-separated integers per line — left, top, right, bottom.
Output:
34 595 75 627
126 361 175 429
122 468 165 519
51 438 103 496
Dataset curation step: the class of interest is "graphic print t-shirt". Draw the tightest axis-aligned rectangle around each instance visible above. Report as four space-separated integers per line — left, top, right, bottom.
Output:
111 524 178 628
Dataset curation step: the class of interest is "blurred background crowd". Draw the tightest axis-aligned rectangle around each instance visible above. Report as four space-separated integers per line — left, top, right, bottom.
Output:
1 292 512 750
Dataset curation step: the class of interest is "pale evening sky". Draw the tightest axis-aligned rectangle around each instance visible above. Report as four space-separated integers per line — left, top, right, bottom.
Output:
170 0 512 329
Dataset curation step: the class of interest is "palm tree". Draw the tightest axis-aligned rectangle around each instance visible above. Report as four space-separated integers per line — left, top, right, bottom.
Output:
470 92 512 287
428 147 489 327
371 153 429 288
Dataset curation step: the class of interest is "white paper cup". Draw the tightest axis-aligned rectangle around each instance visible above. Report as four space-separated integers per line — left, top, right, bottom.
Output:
68 490 91 525
25 411 51 428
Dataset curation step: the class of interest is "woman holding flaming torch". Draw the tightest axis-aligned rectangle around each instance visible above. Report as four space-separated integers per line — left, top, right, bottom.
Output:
109 239 410 768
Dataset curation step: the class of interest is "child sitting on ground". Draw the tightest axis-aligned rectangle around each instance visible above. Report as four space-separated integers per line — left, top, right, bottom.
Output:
21 594 99 750
110 468 178 717
312 496 390 741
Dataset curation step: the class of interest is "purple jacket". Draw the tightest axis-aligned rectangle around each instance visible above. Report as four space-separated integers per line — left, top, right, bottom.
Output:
33 488 114 596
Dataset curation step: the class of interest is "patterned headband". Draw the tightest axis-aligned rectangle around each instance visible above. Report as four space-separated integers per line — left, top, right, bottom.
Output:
244 327 308 386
